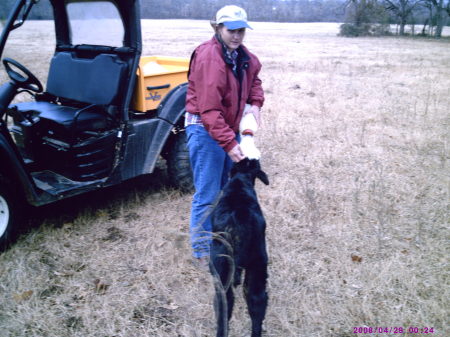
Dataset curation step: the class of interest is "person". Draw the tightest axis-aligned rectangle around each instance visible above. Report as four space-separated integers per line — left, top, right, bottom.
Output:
185 5 264 267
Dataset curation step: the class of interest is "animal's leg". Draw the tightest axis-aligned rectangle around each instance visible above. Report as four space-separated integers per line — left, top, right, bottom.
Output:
226 285 234 321
213 287 233 337
212 276 235 336
244 263 268 337
234 266 243 286
211 247 235 337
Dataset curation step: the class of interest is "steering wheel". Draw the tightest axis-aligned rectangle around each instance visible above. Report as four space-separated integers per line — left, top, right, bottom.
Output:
3 57 43 93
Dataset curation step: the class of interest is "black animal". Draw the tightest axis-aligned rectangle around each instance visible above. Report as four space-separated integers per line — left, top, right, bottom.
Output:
210 158 269 337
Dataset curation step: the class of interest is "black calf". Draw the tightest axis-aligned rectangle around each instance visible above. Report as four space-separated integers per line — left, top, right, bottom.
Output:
210 158 269 337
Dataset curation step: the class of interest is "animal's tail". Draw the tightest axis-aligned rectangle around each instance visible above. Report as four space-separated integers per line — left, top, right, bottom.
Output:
209 231 235 289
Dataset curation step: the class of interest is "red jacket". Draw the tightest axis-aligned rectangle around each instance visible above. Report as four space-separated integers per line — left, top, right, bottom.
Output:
185 36 264 152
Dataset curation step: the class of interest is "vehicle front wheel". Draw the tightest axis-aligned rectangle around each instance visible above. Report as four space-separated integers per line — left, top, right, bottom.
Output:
166 131 194 193
0 177 23 252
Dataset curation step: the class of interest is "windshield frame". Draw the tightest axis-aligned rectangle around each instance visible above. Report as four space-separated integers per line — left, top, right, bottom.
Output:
65 0 125 47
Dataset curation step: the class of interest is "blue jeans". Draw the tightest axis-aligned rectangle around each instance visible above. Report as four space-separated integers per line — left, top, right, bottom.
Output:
186 125 237 258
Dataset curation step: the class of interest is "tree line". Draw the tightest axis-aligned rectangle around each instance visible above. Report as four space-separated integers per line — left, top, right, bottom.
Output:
342 0 450 37
0 0 348 22
0 0 448 37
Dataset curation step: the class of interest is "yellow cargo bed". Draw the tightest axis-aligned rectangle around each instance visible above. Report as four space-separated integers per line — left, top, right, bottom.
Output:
132 56 189 112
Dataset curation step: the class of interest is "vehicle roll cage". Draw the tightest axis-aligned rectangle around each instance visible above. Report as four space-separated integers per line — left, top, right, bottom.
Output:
0 0 39 59
0 0 142 121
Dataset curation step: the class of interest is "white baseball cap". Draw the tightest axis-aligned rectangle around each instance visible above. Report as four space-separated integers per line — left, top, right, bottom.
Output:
216 5 253 30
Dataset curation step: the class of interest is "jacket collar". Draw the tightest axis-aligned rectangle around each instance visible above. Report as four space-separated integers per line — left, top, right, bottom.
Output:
213 35 250 66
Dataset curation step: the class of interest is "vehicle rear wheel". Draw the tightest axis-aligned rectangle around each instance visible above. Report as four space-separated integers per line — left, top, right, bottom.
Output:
0 177 23 252
166 131 193 193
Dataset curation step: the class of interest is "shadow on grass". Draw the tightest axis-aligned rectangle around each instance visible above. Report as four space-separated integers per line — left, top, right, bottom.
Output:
11 165 179 249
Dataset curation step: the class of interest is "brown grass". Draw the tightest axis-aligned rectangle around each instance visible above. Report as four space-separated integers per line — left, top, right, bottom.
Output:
0 20 449 337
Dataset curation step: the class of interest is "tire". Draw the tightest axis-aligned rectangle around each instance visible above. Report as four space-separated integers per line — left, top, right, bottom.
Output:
0 177 24 252
166 131 194 193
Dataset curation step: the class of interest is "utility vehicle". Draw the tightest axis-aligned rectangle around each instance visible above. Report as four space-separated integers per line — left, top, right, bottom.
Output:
0 0 193 250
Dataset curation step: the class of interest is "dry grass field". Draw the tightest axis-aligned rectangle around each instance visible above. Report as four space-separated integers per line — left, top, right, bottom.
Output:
0 20 449 337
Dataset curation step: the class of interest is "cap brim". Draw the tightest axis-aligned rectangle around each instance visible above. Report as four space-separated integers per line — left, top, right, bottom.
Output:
223 21 253 30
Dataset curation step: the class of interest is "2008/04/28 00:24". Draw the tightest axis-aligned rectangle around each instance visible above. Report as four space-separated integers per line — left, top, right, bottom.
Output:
353 326 435 334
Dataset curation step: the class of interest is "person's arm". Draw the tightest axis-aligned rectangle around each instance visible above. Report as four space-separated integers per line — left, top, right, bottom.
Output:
192 59 239 153
227 144 245 162
247 63 264 125
245 104 261 126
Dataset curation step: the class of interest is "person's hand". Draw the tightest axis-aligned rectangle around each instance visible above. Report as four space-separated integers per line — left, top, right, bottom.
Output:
228 144 245 162
245 105 261 126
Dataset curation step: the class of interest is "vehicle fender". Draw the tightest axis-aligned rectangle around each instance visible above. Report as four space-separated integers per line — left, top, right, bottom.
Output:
157 82 187 126
0 132 38 205
140 83 187 173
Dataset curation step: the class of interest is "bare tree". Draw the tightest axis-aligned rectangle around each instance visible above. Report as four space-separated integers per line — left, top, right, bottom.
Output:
421 0 449 37
434 0 448 37
340 0 391 36
385 0 420 34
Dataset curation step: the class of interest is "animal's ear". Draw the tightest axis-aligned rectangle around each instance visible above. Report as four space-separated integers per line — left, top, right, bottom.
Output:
257 170 269 185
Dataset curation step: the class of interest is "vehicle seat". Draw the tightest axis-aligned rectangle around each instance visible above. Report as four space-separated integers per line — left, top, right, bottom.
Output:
10 101 110 140
11 51 128 141
46 51 127 106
